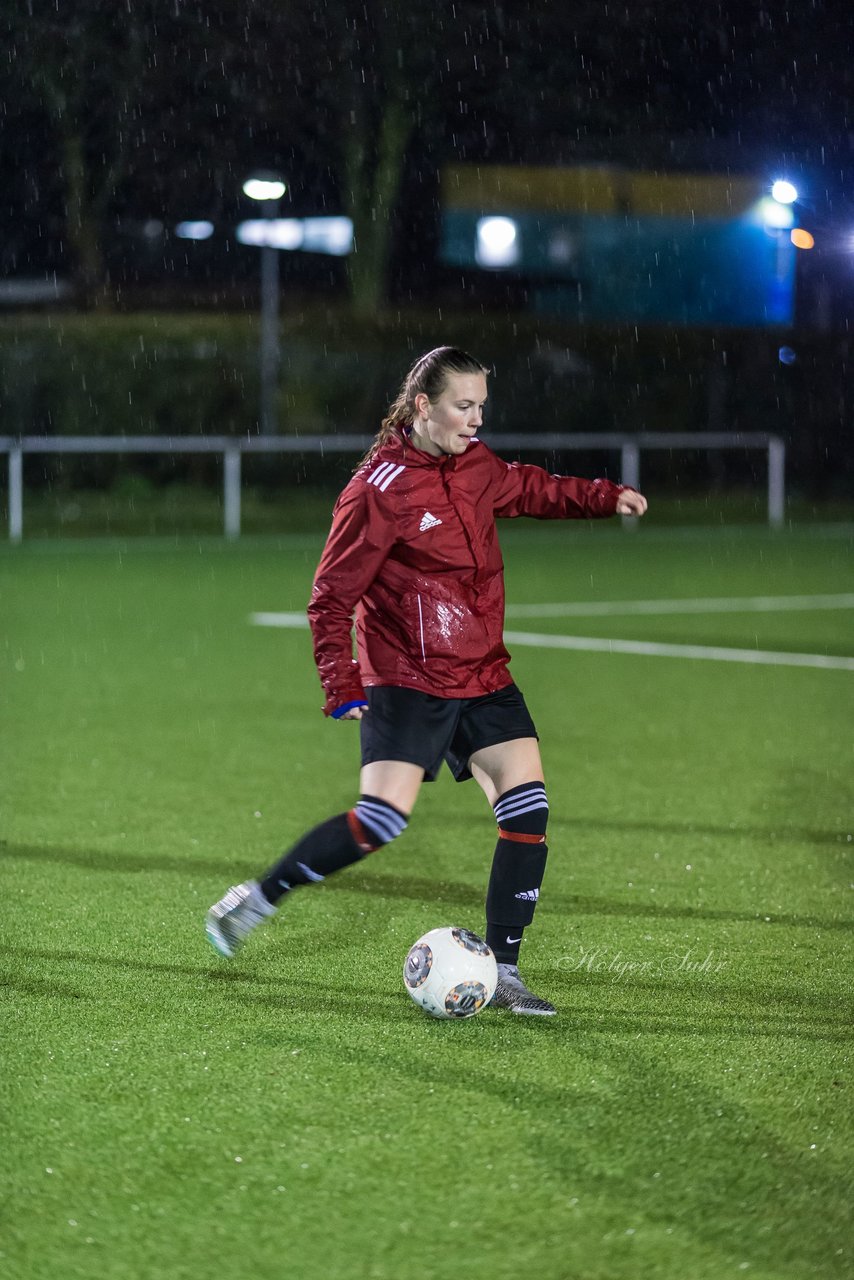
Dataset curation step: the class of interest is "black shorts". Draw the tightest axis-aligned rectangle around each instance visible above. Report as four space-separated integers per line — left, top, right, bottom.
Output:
360 683 539 783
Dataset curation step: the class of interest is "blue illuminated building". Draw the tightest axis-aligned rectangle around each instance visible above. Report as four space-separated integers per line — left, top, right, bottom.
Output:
441 166 798 326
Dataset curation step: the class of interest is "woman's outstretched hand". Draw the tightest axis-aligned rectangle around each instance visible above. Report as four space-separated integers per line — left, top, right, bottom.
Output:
615 489 648 517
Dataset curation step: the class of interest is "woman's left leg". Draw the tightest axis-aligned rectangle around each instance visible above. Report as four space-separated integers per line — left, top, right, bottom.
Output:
469 737 555 1015
468 736 544 806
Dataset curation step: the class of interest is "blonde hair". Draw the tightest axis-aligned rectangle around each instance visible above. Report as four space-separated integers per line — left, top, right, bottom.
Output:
357 346 489 468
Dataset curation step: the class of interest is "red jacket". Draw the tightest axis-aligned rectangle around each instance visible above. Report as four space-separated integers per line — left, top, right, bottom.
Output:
308 430 625 715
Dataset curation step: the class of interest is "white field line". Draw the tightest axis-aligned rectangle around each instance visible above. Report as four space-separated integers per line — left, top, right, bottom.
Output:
251 611 309 628
505 592 854 618
503 631 854 672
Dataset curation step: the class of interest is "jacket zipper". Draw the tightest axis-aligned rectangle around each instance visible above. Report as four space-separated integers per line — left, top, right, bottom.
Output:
416 594 426 661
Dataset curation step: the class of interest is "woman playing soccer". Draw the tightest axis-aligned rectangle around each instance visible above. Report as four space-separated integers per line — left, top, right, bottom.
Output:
206 346 647 1014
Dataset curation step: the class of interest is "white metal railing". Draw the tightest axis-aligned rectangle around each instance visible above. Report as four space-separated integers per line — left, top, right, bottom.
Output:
0 432 785 542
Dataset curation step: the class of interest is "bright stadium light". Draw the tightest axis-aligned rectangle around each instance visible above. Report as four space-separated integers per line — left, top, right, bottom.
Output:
476 216 519 267
243 176 287 202
771 180 798 204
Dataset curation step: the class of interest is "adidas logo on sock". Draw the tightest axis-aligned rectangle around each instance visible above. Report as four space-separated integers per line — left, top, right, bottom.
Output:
514 888 540 901
419 511 443 532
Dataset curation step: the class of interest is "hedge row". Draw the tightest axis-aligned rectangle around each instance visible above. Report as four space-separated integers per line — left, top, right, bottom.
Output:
0 308 850 498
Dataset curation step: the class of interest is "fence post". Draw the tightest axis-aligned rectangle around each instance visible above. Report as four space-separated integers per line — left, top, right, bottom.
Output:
768 438 785 530
9 446 23 544
223 445 242 539
620 441 641 531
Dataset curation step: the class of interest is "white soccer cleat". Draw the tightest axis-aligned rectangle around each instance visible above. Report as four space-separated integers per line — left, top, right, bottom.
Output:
490 963 557 1016
205 880 276 958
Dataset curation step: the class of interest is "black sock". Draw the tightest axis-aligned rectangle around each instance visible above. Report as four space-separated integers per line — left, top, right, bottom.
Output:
485 837 549 965
486 923 524 966
259 813 364 905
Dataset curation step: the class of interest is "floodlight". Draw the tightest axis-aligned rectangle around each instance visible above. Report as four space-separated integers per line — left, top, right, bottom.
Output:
771 180 798 204
243 176 287 202
476 216 519 267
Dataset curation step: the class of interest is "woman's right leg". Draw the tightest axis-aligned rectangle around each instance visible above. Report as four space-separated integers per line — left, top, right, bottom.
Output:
259 759 424 900
205 760 423 957
359 760 425 814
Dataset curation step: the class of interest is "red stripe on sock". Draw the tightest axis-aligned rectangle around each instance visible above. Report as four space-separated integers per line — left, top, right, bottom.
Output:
347 809 378 853
497 827 546 844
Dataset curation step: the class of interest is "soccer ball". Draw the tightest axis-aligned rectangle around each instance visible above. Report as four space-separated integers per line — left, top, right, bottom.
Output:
403 926 498 1019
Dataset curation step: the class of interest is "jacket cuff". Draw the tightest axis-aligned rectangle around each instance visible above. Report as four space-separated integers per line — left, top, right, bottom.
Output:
329 698 369 720
593 478 626 515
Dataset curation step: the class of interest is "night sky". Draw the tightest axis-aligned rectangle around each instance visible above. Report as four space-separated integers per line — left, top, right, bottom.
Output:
1 0 852 294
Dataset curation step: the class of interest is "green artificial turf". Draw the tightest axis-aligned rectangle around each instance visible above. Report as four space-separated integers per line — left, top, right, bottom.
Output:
1 524 852 1280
